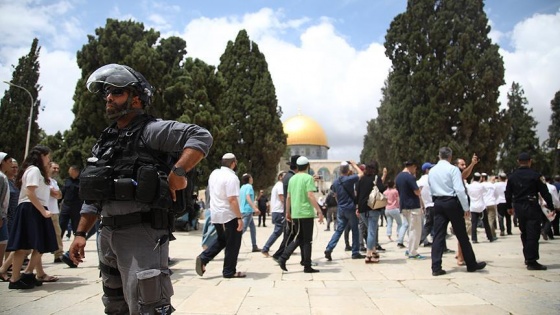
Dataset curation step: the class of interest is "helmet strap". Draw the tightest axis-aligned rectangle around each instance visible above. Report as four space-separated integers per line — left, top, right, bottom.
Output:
106 94 144 120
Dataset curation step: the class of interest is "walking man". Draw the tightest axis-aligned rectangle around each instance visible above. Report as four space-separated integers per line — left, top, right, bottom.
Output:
505 152 554 270
196 153 246 278
324 161 365 261
429 147 486 276
262 172 285 257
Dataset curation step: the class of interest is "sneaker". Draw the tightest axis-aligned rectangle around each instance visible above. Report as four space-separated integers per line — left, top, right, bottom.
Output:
397 243 405 248
304 267 320 273
500 231 505 236
376 245 386 252
432 270 446 276
467 261 487 272
526 262 547 271
344 246 352 251
21 273 42 287
324 250 332 261
352 254 365 259
359 247 367 252
408 254 426 260
61 252 78 268
252 246 261 253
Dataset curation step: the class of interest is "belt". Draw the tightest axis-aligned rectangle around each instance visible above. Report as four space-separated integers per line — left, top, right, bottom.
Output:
101 212 152 228
432 196 457 202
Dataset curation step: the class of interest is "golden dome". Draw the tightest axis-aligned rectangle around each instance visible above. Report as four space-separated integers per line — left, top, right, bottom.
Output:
283 114 329 147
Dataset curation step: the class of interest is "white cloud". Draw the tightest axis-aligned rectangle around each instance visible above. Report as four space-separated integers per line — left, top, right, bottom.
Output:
181 9 389 160
498 10 560 142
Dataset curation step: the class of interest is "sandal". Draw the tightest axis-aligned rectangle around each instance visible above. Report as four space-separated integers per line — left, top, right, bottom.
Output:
372 252 380 259
365 256 379 264
36 274 59 282
224 271 246 278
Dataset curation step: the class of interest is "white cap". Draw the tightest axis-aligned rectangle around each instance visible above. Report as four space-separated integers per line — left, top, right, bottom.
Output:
222 153 236 159
474 172 481 177
481 172 488 176
296 156 309 165
0 152 7 162
340 161 348 166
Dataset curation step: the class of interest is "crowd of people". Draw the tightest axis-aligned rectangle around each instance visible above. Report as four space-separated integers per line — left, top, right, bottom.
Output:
2 63 559 314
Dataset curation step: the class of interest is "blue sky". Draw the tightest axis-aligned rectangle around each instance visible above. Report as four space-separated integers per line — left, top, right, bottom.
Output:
0 0 559 161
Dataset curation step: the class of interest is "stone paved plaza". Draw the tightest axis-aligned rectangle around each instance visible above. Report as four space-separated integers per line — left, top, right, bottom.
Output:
1 220 559 314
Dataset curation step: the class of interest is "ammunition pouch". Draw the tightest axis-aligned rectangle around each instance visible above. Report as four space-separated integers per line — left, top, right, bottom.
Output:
79 165 114 201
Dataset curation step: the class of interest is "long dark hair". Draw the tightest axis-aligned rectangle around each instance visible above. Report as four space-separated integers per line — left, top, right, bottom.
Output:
16 145 51 189
364 160 379 176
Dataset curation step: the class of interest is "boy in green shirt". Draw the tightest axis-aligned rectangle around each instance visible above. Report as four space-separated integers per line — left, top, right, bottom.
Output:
278 156 324 273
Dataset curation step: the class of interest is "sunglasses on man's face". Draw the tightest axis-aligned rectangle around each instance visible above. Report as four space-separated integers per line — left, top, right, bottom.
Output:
103 87 126 99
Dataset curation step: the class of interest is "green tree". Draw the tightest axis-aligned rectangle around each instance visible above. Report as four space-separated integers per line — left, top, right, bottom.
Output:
362 0 506 173
497 82 539 174
59 19 190 170
0 38 42 162
217 30 286 189
547 90 560 174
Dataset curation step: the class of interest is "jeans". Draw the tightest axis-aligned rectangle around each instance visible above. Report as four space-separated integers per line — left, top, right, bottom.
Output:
262 212 284 252
201 209 217 249
242 212 258 247
365 210 381 250
397 212 409 244
326 208 360 255
385 208 402 237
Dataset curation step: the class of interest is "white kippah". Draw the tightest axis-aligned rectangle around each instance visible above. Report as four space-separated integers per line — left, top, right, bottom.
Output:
296 156 309 165
222 153 236 159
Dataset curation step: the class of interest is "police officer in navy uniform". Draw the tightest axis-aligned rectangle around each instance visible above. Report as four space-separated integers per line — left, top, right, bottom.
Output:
68 64 213 314
505 152 554 271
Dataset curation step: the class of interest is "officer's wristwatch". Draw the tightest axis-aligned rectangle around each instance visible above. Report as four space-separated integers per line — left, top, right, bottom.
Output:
172 165 187 177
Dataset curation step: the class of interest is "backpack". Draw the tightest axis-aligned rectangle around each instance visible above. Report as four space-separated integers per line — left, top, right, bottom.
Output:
325 191 337 207
367 175 387 210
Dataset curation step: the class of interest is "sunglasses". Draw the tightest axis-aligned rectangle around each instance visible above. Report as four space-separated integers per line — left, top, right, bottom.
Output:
103 87 126 99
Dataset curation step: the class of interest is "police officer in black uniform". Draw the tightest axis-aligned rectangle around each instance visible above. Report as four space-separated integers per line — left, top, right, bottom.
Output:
68 64 213 314
505 152 554 271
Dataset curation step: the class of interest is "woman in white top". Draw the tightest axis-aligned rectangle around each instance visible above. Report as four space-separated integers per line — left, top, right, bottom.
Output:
6 146 58 289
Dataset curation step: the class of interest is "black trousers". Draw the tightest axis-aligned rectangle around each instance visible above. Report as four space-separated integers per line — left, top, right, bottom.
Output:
199 218 243 277
258 211 267 226
59 208 81 238
280 218 314 268
514 202 542 262
471 210 493 242
420 206 434 244
432 197 477 272
497 203 512 234
273 218 303 261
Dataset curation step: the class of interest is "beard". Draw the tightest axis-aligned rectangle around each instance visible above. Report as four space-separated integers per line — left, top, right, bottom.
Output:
106 99 128 119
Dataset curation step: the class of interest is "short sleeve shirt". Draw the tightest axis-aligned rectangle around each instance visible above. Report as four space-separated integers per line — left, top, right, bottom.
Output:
208 167 240 224
239 184 255 214
287 173 316 219
48 178 61 214
270 181 284 213
19 166 50 207
395 171 420 209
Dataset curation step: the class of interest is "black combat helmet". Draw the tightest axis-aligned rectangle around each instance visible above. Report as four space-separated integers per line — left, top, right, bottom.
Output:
86 64 154 107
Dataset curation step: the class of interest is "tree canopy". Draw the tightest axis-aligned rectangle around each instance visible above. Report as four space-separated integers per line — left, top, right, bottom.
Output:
361 0 506 175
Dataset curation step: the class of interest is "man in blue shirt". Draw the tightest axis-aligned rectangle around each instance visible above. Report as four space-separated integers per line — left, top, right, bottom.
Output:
324 161 365 260
395 160 425 259
429 147 486 276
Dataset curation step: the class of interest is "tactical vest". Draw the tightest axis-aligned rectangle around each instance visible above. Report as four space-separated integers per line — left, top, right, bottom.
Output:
79 114 173 209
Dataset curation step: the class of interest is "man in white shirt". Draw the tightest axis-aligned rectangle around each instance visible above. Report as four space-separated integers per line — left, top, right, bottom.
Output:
494 173 511 236
48 162 64 263
542 176 560 239
196 153 246 278
262 172 285 257
481 173 498 240
466 173 493 243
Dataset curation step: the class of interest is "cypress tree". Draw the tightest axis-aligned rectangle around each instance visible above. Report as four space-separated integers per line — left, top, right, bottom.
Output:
549 90 560 174
363 0 506 173
217 30 287 189
497 82 539 174
0 38 42 162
